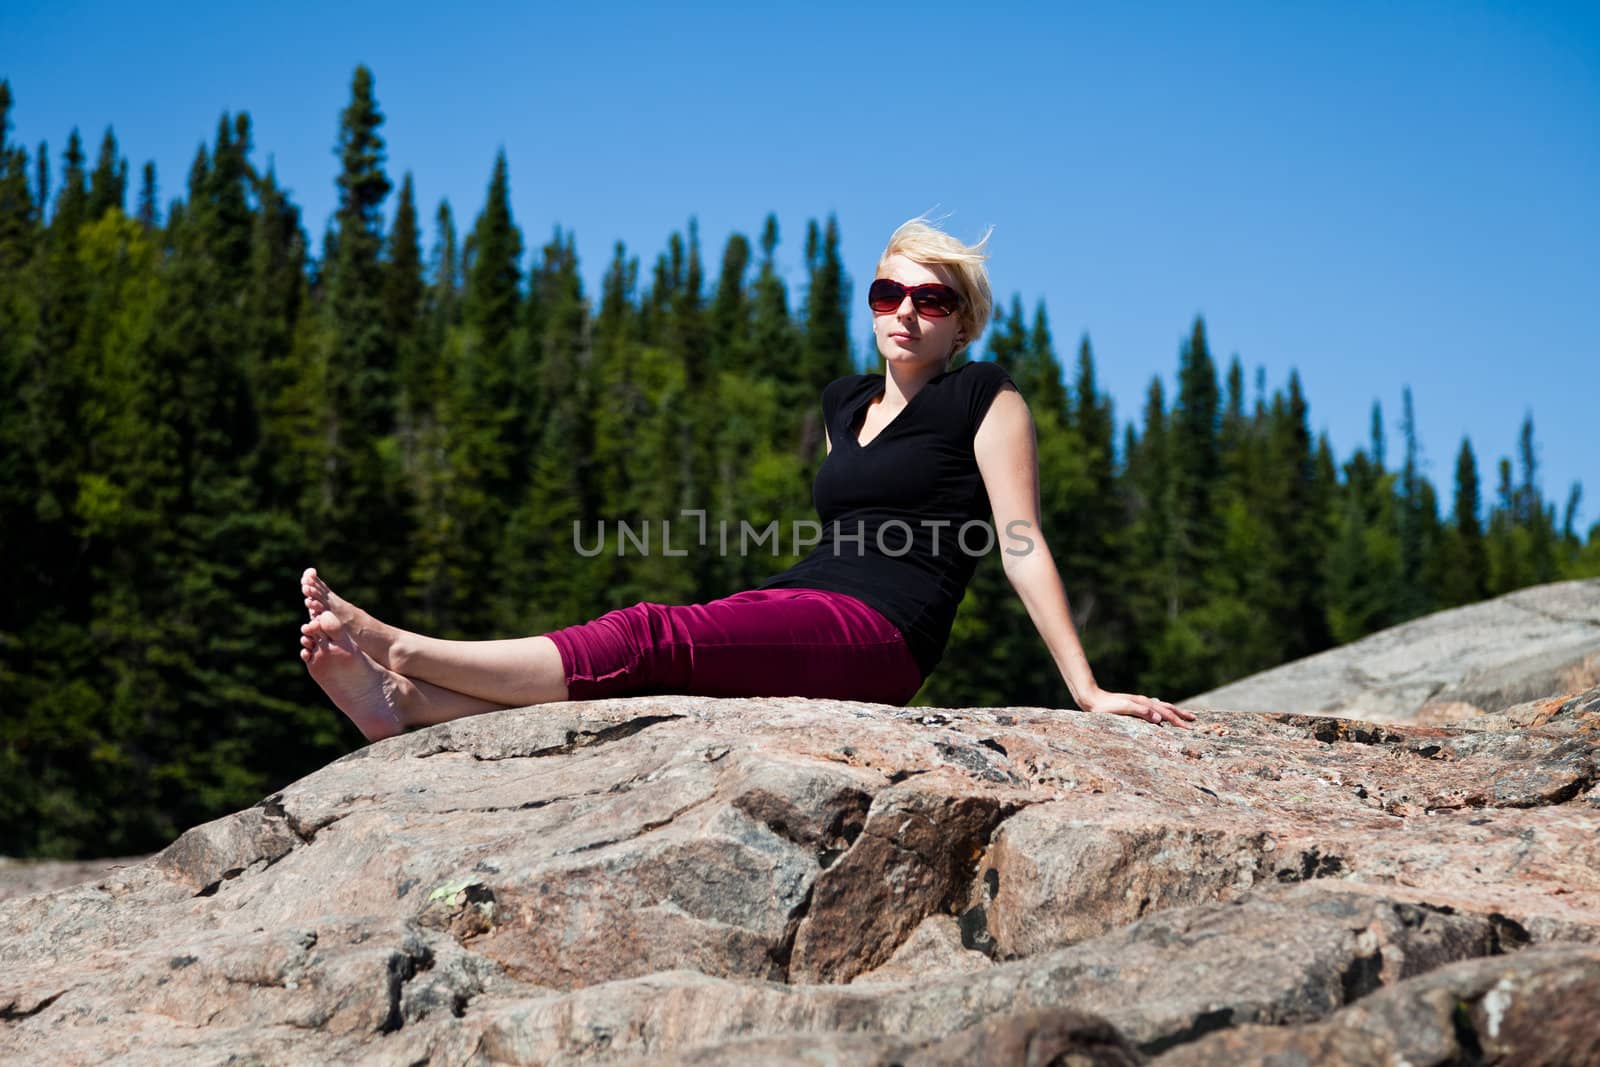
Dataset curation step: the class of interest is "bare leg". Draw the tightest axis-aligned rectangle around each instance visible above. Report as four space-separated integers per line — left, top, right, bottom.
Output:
300 566 571 707
383 633 571 708
300 612 509 741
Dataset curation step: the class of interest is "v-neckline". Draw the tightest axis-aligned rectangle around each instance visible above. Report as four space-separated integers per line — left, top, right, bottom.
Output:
849 369 950 449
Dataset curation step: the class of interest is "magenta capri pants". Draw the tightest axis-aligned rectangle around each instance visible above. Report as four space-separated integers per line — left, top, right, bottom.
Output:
540 588 924 706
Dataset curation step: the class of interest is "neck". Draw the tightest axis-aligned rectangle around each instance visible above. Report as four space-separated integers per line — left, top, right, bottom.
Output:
881 357 948 403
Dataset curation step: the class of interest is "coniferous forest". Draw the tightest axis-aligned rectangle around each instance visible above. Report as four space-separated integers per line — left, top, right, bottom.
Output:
4 70 1598 859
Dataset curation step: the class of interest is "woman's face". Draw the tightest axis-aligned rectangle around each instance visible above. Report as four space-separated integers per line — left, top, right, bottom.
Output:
872 253 966 372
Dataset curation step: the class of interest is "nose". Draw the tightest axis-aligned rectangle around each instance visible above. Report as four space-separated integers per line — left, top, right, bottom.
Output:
897 294 918 320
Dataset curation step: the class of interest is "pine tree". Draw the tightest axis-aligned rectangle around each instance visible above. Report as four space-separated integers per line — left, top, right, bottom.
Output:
1123 377 1173 689
1168 316 1221 614
315 66 410 612
419 199 461 393
0 80 30 254
1395 387 1438 619
431 150 524 634
1219 357 1248 482
383 172 424 429
403 198 464 629
1324 443 1402 644
247 165 313 508
1516 414 1558 583
498 228 608 631
1025 306 1068 418
133 162 158 228
1441 438 1488 604
985 297 1027 376
86 127 126 220
709 231 752 374
33 139 49 218
459 150 523 438
17 130 93 615
1278 371 1332 657
1065 335 1127 679
326 66 395 441
0 78 36 416
672 218 710 389
802 215 851 387
590 240 649 539
750 214 801 391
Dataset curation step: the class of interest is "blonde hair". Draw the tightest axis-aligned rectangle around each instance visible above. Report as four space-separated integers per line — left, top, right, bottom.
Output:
879 215 994 359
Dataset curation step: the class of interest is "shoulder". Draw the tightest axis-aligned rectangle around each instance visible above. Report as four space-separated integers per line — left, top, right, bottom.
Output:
822 373 879 407
824 372 876 394
946 360 1021 431
950 360 1015 389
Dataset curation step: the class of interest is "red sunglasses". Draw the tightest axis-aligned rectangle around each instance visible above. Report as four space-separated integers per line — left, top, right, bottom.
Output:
868 278 963 318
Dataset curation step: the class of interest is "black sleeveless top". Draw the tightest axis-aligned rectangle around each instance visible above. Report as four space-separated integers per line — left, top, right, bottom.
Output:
758 360 1017 678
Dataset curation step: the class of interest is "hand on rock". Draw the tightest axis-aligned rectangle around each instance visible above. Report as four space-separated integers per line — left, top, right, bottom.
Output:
1081 688 1196 729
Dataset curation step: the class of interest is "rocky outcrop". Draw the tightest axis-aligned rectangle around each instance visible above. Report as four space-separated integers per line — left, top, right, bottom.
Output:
1188 578 1600 722
0 857 147 907
3 680 1597 1064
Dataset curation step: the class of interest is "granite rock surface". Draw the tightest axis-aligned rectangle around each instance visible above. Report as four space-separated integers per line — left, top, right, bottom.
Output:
1188 578 1600 722
3 653 1598 1064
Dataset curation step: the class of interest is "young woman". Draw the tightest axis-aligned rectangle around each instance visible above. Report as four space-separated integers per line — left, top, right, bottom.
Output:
299 217 1194 740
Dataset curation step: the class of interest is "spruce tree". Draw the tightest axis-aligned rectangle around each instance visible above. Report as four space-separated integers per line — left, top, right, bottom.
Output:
326 65 395 440
1487 457 1529 593
590 241 650 544
316 66 410 613
459 150 523 433
404 199 464 629
750 215 800 386
498 228 608 631
1516 414 1558 582
802 215 851 387
1443 438 1488 603
1123 377 1173 689
1168 316 1221 614
673 218 709 389
33 139 48 218
135 162 159 228
1024 304 1069 418
420 199 461 388
433 150 524 634
19 130 92 613
1560 485 1583 549
246 165 312 508
86 127 126 219
709 231 752 374
1395 390 1446 617
1066 335 1126 679
1279 371 1332 657
383 172 424 427
1219 356 1248 482
1324 444 1402 643
985 297 1027 376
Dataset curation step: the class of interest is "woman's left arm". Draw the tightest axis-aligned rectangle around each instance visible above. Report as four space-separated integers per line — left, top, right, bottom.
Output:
973 383 1195 728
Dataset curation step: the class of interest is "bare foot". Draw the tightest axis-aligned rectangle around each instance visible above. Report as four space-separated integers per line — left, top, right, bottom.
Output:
300 611 406 742
300 567 400 668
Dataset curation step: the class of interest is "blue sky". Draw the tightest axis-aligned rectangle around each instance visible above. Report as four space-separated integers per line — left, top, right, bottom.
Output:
6 1 1597 527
